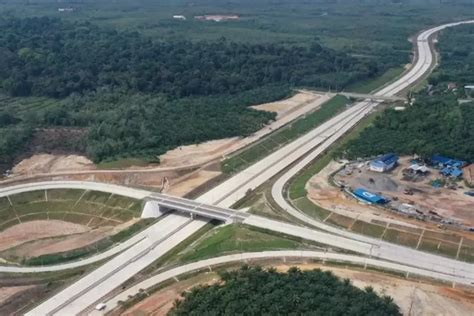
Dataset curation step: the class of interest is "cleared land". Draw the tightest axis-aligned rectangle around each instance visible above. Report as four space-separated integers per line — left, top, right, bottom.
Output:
296 159 474 261
334 156 474 227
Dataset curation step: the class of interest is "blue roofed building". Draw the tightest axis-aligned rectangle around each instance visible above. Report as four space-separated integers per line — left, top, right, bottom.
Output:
369 153 398 172
352 188 388 204
431 155 466 168
441 166 463 178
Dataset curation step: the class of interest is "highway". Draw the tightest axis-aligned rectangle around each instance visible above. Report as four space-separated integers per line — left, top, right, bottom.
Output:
17 20 474 315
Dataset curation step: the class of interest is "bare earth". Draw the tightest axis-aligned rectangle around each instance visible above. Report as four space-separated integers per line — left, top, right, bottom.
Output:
307 160 420 228
2 227 111 259
120 263 474 316
0 285 36 306
12 154 95 175
166 170 222 197
0 219 139 260
0 220 90 252
120 273 220 316
250 93 317 119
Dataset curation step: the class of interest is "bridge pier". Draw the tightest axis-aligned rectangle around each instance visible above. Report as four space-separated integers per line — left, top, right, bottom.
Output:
141 200 167 218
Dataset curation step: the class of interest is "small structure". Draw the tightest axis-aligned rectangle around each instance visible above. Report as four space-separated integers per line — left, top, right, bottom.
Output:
352 188 388 204
369 153 398 172
441 166 463 178
58 8 75 12
408 163 429 174
430 155 466 169
173 15 186 20
194 15 239 22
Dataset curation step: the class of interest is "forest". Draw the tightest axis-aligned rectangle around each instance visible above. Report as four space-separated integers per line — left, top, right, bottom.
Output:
340 95 474 161
340 24 474 162
169 266 400 316
0 17 380 98
0 15 383 166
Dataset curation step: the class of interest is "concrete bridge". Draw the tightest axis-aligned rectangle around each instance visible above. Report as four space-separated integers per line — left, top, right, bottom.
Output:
142 193 249 223
338 92 407 102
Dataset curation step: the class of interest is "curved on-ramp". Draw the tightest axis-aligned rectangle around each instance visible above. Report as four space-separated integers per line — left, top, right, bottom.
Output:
97 250 469 314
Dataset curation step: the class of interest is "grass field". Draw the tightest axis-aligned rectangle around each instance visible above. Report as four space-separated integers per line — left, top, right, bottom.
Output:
0 189 143 231
179 224 308 263
222 95 349 174
292 197 331 221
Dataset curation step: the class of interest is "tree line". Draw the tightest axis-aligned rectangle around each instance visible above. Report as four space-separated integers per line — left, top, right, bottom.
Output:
169 265 400 315
0 16 382 98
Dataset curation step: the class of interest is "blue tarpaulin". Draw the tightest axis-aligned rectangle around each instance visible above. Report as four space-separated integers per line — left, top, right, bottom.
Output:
353 188 388 204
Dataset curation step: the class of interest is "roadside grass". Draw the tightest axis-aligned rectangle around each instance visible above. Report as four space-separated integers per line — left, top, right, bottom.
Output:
382 229 420 248
221 95 349 174
350 220 385 238
179 224 307 263
9 190 45 205
417 238 459 259
458 239 474 262
0 207 16 224
345 67 405 93
46 189 84 201
292 197 330 221
288 106 383 201
0 197 11 210
1 189 143 228
324 213 355 229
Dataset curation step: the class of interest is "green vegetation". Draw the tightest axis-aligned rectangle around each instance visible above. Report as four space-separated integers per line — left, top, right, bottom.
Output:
180 225 304 262
341 94 474 161
222 95 348 174
0 15 376 167
346 67 405 93
340 24 474 161
3 1 471 169
0 17 373 99
0 189 150 265
292 197 331 220
170 265 401 315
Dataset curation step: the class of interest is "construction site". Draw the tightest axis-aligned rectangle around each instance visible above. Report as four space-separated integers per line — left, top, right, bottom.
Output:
333 155 474 229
